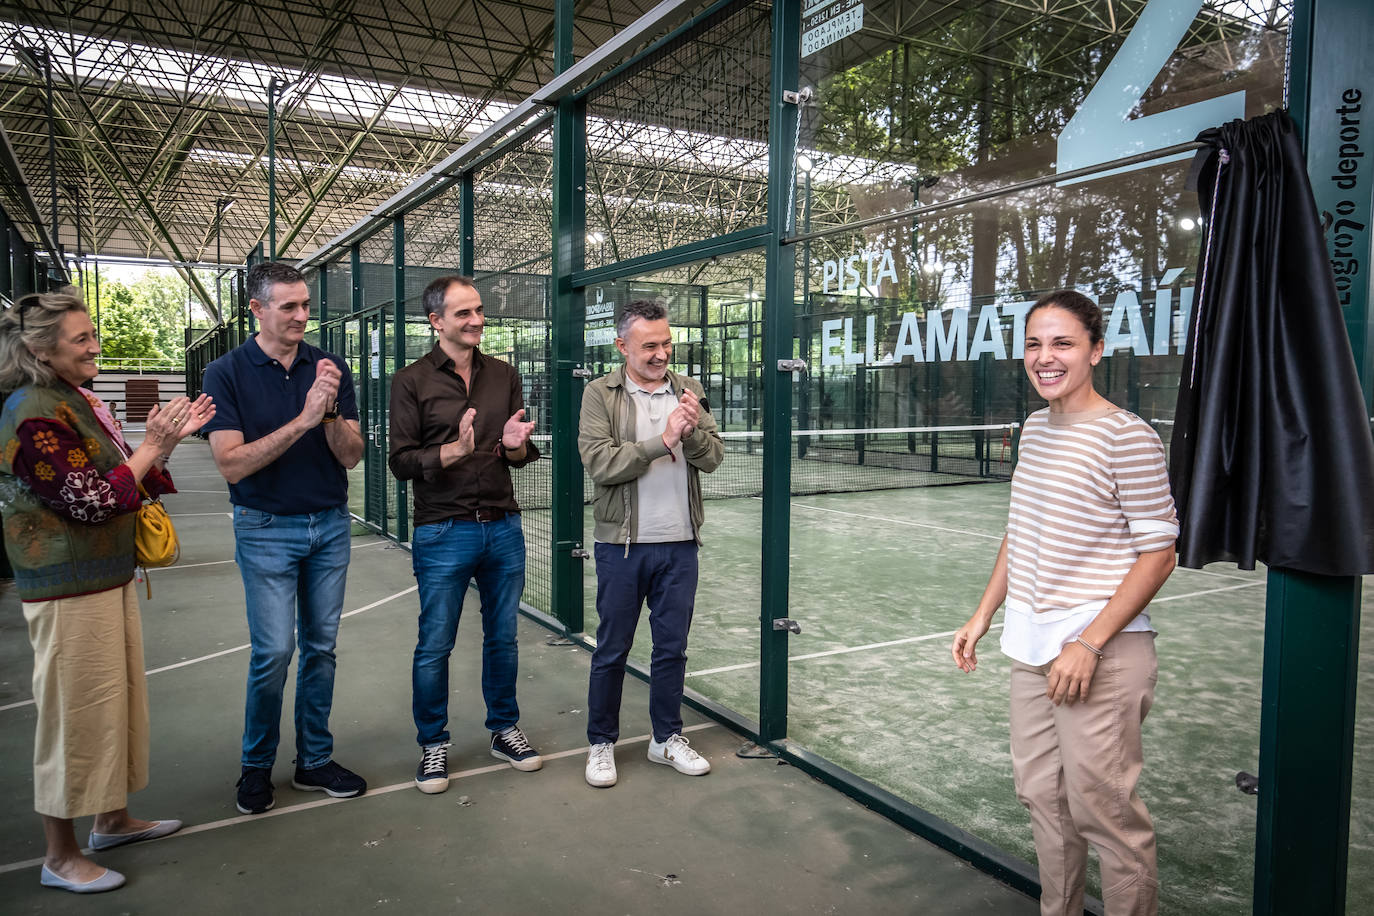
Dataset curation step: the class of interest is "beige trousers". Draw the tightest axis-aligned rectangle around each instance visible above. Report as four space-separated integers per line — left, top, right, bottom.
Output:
1009 631 1159 916
23 581 150 818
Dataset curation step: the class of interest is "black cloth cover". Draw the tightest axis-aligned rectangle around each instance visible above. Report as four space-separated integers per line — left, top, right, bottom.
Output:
1171 110 1374 575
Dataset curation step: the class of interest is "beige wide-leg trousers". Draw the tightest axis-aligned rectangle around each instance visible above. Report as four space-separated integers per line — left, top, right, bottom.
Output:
23 580 150 818
1010 631 1159 916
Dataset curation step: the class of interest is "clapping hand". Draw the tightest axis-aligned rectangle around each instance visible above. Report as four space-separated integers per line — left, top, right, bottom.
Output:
676 390 700 436
502 408 535 450
456 408 477 458
147 394 216 449
662 390 701 449
303 360 342 426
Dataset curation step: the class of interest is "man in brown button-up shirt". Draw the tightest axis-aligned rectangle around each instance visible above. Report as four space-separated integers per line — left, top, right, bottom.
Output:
388 275 543 795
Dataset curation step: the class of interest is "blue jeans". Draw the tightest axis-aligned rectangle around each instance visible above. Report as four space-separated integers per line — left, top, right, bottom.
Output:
233 504 352 770
410 514 525 746
588 541 698 744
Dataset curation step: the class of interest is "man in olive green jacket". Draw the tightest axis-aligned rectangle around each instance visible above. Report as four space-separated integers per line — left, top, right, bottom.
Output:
577 299 723 789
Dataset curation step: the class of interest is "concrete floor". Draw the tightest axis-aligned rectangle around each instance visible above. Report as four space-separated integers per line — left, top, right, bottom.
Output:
0 437 1037 915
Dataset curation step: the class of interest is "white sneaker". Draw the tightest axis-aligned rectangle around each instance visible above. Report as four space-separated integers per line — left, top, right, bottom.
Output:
586 742 617 788
647 734 711 776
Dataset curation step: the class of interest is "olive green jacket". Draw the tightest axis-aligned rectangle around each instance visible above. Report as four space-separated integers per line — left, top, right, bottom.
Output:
578 366 723 548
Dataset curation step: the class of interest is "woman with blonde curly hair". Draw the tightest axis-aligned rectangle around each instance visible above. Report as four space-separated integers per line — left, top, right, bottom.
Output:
0 288 213 893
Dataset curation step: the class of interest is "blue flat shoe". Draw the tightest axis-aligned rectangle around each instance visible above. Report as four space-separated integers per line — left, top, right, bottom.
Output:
40 864 126 893
88 819 183 851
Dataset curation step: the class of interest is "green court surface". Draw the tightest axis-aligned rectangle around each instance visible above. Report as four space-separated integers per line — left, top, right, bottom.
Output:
567 482 1374 916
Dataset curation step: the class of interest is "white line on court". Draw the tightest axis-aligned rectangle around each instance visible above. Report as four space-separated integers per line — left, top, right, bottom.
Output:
1150 581 1264 603
169 512 235 518
0 584 418 714
167 489 231 494
155 540 390 572
687 624 1005 678
788 500 1005 541
0 723 719 877
685 582 1266 680
1173 566 1263 583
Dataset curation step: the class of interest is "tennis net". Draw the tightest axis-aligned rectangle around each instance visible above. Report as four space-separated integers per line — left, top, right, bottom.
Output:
515 424 1016 510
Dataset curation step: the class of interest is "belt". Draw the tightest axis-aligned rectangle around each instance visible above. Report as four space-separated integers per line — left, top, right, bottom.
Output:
456 507 509 523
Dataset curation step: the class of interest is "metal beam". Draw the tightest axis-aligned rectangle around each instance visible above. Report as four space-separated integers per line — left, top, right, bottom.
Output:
57 85 219 316
0 120 67 281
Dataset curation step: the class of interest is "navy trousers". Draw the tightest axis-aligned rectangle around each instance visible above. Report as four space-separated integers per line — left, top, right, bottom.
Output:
587 540 698 744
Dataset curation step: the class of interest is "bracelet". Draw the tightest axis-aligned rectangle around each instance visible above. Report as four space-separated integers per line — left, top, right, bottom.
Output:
1075 636 1104 658
158 453 172 463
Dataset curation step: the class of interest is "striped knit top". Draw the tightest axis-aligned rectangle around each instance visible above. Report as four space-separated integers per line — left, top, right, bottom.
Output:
999 405 1178 665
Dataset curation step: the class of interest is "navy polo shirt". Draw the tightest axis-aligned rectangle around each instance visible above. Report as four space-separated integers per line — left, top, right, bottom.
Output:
201 334 359 515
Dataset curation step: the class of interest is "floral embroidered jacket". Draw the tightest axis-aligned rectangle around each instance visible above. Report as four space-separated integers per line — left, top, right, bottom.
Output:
0 381 175 600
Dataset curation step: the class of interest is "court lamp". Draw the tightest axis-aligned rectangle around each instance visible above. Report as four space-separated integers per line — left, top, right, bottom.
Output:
215 197 236 320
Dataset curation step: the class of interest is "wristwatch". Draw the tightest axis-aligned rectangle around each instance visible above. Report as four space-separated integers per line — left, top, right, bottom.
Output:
321 402 339 424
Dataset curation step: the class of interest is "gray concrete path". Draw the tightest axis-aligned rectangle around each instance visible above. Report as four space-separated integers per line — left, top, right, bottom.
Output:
0 438 1037 914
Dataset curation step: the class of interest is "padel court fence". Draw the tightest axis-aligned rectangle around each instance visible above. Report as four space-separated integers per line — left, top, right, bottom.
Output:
182 2 1370 914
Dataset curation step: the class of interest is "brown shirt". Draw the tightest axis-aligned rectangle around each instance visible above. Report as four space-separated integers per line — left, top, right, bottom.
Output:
388 345 539 526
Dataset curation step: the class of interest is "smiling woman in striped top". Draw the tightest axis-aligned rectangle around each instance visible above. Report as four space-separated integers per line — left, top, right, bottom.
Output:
951 289 1178 916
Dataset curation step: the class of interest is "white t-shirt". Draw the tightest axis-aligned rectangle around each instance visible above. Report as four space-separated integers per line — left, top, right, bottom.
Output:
625 377 692 543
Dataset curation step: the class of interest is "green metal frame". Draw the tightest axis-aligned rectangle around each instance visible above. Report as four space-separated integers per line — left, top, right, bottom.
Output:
394 216 409 540
549 0 587 635
756 0 800 744
1253 1 1369 913
550 101 588 634
460 174 475 276
569 226 772 290
318 262 329 344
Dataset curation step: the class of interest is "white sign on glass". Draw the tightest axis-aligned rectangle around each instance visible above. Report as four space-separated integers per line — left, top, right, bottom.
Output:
1056 0 1245 181
802 0 863 58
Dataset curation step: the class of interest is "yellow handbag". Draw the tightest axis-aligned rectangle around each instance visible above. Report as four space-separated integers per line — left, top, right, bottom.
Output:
135 483 179 597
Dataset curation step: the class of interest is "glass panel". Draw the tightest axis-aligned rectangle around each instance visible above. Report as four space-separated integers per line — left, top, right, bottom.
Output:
582 252 768 724
582 0 772 269
785 0 1291 904
471 128 555 614
798 0 1291 234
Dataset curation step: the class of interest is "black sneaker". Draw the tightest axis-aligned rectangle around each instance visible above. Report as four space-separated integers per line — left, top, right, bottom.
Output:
490 725 543 772
291 760 367 798
415 743 450 795
235 766 275 814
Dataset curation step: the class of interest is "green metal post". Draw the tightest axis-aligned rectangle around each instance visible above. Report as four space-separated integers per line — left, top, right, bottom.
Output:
352 242 367 525
319 263 329 351
268 79 278 260
394 216 408 541
1252 1 1370 912
757 0 801 743
550 0 586 634
460 173 475 275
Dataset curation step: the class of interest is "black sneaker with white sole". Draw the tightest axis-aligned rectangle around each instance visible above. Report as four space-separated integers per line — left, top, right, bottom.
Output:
235 766 275 814
291 759 367 798
415 743 450 794
490 725 543 771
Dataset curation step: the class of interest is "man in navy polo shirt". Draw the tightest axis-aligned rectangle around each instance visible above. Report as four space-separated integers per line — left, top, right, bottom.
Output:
201 262 367 815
